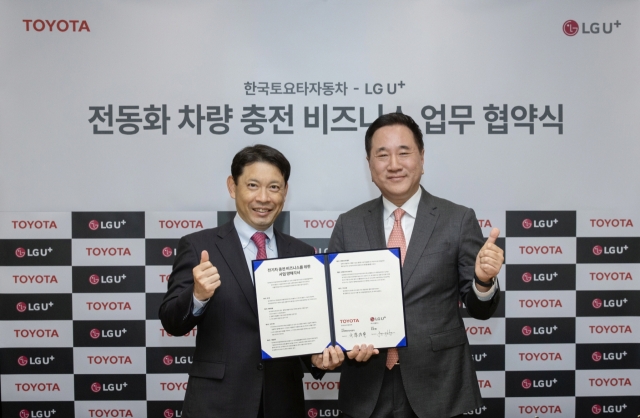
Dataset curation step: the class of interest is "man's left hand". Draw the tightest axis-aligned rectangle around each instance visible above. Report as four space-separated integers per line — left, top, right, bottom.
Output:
311 346 345 370
475 227 504 284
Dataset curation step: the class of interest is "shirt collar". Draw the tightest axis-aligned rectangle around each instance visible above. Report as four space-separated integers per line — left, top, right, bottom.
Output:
234 214 276 249
382 187 422 220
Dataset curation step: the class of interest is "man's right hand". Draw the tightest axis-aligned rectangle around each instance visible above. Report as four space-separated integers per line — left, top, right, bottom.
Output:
193 250 221 301
346 344 379 362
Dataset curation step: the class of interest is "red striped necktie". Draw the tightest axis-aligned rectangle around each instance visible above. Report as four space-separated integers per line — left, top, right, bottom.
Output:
386 208 406 369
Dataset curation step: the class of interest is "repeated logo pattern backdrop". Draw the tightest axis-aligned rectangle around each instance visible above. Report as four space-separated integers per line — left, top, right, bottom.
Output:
1 210 638 417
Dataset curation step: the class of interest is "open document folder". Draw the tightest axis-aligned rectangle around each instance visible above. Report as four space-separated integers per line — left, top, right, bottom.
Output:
253 248 407 359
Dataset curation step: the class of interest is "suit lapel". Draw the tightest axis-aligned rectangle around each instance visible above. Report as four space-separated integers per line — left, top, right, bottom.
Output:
364 198 386 250
274 229 292 257
216 222 259 318
402 189 439 288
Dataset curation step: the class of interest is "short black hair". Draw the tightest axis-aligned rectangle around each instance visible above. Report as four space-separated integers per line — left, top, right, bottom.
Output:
364 113 424 157
231 144 291 184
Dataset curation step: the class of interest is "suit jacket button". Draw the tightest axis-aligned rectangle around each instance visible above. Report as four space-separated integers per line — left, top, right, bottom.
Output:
257 363 264 371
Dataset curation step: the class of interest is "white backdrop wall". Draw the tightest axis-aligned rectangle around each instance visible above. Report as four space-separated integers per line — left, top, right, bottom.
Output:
1 1 639 417
2 1 639 212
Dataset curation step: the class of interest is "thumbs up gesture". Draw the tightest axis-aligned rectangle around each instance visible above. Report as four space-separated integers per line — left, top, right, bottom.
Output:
193 250 221 301
474 228 504 285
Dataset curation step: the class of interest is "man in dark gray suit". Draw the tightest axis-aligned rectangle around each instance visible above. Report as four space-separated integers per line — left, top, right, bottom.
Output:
159 145 343 418
329 113 504 418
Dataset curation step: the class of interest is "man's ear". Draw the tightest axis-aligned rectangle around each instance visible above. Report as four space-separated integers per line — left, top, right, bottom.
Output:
227 175 236 199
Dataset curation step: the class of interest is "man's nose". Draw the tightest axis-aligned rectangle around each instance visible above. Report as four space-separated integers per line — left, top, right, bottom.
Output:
256 187 270 202
388 154 402 170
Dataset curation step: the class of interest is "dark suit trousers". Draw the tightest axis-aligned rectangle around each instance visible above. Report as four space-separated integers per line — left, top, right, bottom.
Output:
343 365 417 418
342 365 466 418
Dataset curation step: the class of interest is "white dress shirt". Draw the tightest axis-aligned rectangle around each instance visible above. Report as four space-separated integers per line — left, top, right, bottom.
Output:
381 188 497 300
193 214 277 314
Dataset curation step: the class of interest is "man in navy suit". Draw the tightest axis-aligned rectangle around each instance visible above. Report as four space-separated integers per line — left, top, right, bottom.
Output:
160 144 343 417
